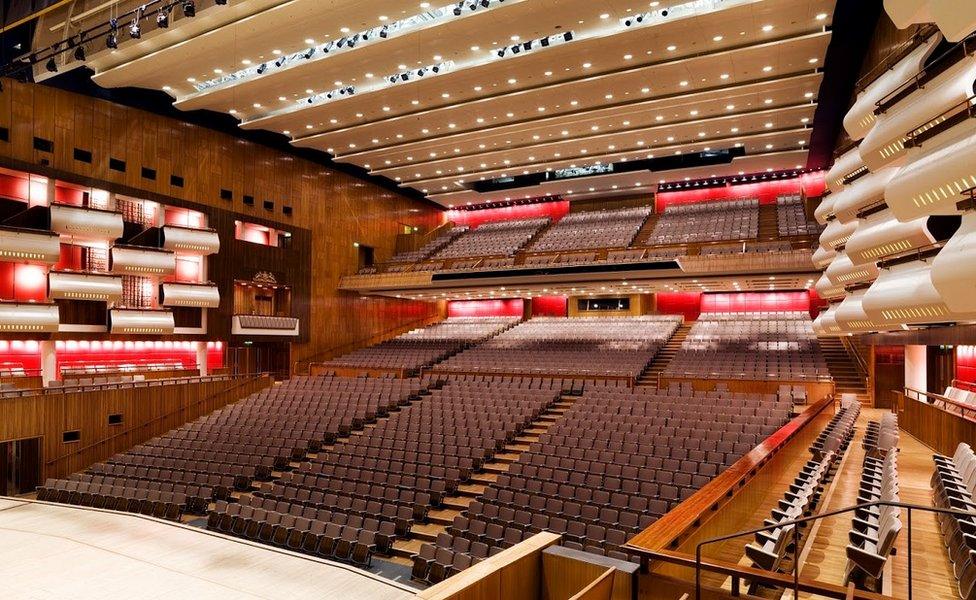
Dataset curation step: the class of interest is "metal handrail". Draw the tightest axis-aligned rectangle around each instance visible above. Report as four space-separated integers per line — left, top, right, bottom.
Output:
902 94 976 150
903 385 976 422
875 32 976 115
855 25 940 94
693 500 975 600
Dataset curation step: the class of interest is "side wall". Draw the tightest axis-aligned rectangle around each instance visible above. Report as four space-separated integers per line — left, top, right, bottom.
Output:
0 79 444 363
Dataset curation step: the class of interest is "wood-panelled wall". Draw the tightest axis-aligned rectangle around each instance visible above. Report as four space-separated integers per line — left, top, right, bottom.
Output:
1 375 271 480
0 79 446 362
896 393 976 456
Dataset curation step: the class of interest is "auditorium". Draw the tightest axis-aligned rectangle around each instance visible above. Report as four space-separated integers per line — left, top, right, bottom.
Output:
0 0 972 597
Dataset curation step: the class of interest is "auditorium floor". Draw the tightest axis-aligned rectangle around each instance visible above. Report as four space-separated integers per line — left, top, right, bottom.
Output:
0 498 416 599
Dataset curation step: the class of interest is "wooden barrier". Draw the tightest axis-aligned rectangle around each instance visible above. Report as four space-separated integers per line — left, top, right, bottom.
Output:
625 396 834 576
62 368 199 384
0 375 43 390
309 365 409 379
542 546 637 600
657 376 834 404
896 389 976 455
429 369 634 387
416 532 560 600
0 374 272 480
569 568 615 600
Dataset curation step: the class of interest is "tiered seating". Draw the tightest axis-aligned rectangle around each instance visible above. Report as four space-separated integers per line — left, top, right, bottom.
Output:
37 376 423 519
434 218 550 259
777 195 823 237
699 241 794 256
529 207 652 252
389 225 469 263
665 312 829 381
223 378 558 567
932 443 976 599
845 444 900 591
863 412 899 456
434 316 682 379
414 386 792 584
938 385 976 416
644 199 758 245
319 317 518 373
743 399 858 580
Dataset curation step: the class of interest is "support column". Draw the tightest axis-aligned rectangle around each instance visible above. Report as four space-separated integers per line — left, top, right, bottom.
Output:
905 345 927 393
40 341 57 387
196 341 209 377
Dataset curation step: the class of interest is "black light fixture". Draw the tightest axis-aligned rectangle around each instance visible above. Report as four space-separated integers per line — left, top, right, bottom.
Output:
74 44 86 61
45 57 58 72
129 16 141 39
215 0 227 4
182 0 196 17
156 8 169 28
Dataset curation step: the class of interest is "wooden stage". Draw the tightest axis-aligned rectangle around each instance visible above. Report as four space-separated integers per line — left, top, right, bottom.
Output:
0 498 416 600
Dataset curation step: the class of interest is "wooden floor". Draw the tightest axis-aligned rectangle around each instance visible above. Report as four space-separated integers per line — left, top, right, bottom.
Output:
0 498 415 600
798 408 956 600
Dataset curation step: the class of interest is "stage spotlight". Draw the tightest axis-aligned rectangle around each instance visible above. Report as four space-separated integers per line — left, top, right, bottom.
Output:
182 1 196 17
45 58 57 73
129 19 141 39
156 9 169 28
74 44 86 61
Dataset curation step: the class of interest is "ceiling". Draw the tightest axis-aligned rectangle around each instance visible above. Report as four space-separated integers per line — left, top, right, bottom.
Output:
34 0 839 207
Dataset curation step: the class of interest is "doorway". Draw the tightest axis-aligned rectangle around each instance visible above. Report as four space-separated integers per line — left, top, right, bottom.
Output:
227 342 292 380
0 438 42 496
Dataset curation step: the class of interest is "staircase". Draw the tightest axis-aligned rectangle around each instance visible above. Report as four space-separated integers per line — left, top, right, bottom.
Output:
637 323 691 387
632 212 662 246
757 204 780 240
818 336 871 405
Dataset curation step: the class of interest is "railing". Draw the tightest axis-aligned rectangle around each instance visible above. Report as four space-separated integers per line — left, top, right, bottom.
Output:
875 32 976 115
294 314 443 375
902 385 976 421
841 335 871 379
681 500 966 600
855 24 941 94
42 372 272 470
902 94 976 150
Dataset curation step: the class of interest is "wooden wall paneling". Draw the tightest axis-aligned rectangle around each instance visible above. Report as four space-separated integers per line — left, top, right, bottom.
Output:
897 393 976 456
542 550 633 600
570 569 615 600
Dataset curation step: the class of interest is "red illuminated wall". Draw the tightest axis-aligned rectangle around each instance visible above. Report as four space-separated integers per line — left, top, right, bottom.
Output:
236 221 276 246
700 292 812 313
655 172 826 211
0 263 49 302
0 171 30 201
531 296 568 317
448 299 524 318
445 200 569 228
54 340 224 374
957 346 976 384
655 292 702 321
165 207 207 228
0 340 41 373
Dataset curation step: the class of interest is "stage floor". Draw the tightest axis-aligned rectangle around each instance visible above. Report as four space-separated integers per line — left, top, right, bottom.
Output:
0 498 415 600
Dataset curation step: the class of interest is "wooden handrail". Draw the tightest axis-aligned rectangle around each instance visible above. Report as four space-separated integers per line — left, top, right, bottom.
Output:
43 374 271 468
640 549 891 600
626 396 833 554
902 385 976 421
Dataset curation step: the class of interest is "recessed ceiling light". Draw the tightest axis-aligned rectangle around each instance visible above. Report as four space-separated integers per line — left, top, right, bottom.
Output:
815 13 827 20
713 35 723 42
761 24 773 32
666 45 677 51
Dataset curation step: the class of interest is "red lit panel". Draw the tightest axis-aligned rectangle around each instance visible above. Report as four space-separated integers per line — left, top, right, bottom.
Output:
445 200 569 228
531 296 568 317
0 339 42 373
656 172 826 211
447 299 524 318
0 263 49 302
655 292 702 321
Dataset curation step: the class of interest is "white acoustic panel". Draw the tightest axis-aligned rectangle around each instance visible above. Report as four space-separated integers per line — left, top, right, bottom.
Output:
160 283 221 308
860 56 976 172
831 167 898 224
0 302 59 333
932 212 976 311
820 218 859 251
931 1 976 42
815 273 846 300
825 252 880 287
826 147 865 193
845 209 939 265
844 33 942 141
812 304 842 336
886 119 976 221
110 246 177 276
884 0 932 29
814 194 837 225
812 245 837 269
0 227 60 264
50 204 124 241
161 226 220 255
109 309 175 335
835 290 880 332
48 271 123 302
862 260 972 324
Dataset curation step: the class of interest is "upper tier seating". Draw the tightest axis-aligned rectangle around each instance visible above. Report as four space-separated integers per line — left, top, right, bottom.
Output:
434 218 550 259
415 385 792 583
644 199 758 245
319 317 518 373
37 376 424 522
434 316 682 379
529 207 652 253
777 195 823 237
389 225 470 264
665 312 830 381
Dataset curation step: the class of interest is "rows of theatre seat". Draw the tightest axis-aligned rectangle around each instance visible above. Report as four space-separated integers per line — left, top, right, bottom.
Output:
528 206 651 252
645 199 759 245
433 218 551 259
389 225 470 264
433 316 682 380
777 195 823 237
319 317 518 374
413 386 793 584
38 376 425 524
665 312 830 381
744 399 859 586
933 441 976 599
206 375 560 568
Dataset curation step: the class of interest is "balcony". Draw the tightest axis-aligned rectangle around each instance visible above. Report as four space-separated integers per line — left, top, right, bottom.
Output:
232 314 300 336
49 203 124 241
48 271 123 302
108 309 176 335
0 301 59 332
159 282 221 308
0 226 60 264
161 225 220 255
110 245 176 276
